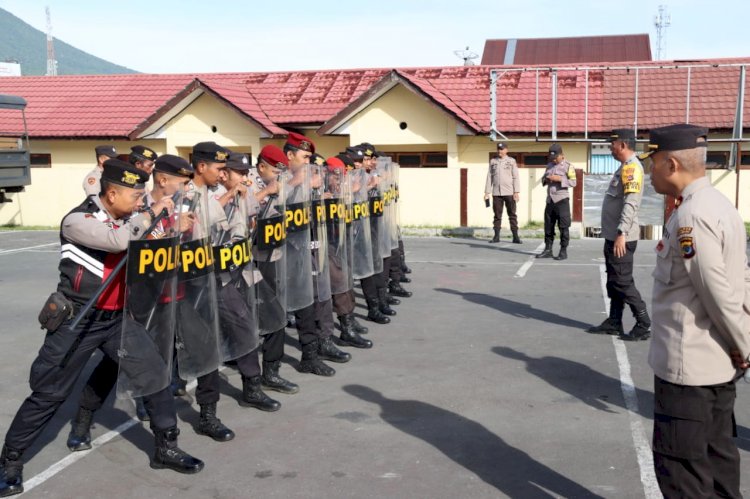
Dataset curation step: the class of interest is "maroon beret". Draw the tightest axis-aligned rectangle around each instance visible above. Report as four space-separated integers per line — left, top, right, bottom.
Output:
285 132 316 154
258 145 289 169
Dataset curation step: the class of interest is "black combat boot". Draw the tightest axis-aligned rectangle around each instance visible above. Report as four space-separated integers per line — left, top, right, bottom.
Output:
338 315 373 349
261 361 299 394
401 263 412 274
196 403 235 442
512 230 522 244
366 301 391 324
490 228 500 243
348 314 369 335
385 293 400 306
66 407 94 452
388 280 412 298
240 376 281 412
135 397 150 422
171 377 187 397
0 445 23 497
399 275 412 283
554 247 568 261
299 341 335 376
318 337 352 363
536 244 553 258
620 309 651 341
151 427 204 474
377 289 397 316
587 305 624 335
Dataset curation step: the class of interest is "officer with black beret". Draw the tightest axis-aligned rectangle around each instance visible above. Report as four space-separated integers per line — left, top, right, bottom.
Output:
0 160 202 497
82 145 117 196
129 145 159 176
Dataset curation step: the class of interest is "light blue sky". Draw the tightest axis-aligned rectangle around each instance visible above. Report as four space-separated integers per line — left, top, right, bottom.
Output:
1 0 748 73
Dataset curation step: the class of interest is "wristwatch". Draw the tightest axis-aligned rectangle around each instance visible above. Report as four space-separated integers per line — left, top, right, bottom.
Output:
617 229 625 236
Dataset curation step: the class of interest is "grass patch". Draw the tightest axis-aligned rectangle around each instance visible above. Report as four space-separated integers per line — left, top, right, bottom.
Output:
522 220 544 230
0 224 59 231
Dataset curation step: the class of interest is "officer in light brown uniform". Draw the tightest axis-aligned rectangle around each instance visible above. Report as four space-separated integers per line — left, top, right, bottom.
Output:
484 142 521 243
82 145 117 196
537 143 577 260
643 124 750 498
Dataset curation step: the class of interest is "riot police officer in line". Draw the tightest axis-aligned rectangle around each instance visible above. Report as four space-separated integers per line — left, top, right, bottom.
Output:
128 145 158 176
0 160 203 497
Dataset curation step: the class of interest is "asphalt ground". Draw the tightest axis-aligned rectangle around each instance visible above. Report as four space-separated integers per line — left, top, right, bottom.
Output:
1 231 749 498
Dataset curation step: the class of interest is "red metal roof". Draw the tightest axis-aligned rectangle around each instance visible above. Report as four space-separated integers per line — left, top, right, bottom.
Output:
482 35 652 65
0 57 748 140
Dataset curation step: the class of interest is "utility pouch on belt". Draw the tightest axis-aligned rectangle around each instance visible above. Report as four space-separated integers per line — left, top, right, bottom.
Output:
38 292 75 333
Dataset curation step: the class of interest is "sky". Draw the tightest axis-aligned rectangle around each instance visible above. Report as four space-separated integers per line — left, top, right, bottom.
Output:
1 0 749 74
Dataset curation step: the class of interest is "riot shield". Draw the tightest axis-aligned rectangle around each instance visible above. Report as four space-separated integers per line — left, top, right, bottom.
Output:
368 169 385 274
311 163 332 303
212 192 259 362
324 167 352 294
252 176 288 335
117 200 181 399
376 157 396 255
350 168 375 279
283 164 314 311
175 186 222 379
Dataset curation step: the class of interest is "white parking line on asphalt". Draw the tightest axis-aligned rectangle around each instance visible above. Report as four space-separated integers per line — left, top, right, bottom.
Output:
0 243 59 255
513 242 546 278
599 264 660 498
22 377 202 494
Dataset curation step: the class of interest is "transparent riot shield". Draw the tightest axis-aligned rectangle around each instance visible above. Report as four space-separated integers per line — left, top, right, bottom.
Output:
212 192 259 362
252 175 287 335
376 157 395 256
118 200 181 399
175 185 221 379
325 167 352 294
350 168 375 279
392 162 402 245
311 163 331 303
283 164 314 311
368 169 385 274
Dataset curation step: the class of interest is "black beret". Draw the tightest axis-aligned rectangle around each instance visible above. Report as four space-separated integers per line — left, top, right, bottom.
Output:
95 145 117 158
193 141 230 163
496 142 507 150
358 143 377 157
548 143 563 157
226 152 251 172
345 146 364 160
610 129 635 142
101 159 148 189
639 124 709 159
336 154 356 170
129 145 158 163
310 153 327 166
154 154 193 177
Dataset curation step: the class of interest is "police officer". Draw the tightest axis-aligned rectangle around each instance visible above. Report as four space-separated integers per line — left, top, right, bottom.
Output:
0 160 203 497
128 145 158 176
537 143 576 260
82 145 117 196
588 129 650 340
484 142 522 244
284 133 349 375
644 124 750 498
249 145 300 394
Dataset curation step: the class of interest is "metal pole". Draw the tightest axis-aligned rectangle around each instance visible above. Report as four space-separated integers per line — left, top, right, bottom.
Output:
490 70 498 141
736 141 742 209
584 69 589 140
686 66 692 123
535 70 540 140
551 71 557 141
730 65 746 169
633 68 640 136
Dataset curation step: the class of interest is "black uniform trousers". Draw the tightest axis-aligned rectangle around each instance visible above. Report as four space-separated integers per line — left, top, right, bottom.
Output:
543 198 571 248
360 275 378 307
5 314 176 452
389 249 402 282
603 240 647 318
653 376 740 499
492 195 519 232
255 260 286 365
293 303 317 346
332 290 355 316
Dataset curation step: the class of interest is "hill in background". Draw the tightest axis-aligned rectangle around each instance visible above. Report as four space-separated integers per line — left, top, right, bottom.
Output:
0 7 137 75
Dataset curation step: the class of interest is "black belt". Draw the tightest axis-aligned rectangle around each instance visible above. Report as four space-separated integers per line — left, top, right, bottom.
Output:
78 307 123 322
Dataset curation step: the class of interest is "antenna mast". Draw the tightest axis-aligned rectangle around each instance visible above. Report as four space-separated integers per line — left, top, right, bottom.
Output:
653 4 671 60
45 6 57 76
453 46 478 66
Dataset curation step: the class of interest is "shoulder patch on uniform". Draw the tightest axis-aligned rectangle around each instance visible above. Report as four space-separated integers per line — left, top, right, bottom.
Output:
84 213 95 219
677 227 692 236
621 164 642 194
679 236 696 259
87 177 96 185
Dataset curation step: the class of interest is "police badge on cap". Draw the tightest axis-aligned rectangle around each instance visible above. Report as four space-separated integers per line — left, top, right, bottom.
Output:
130 145 158 163
226 152 251 173
102 159 148 188
95 145 117 158
638 124 709 160
154 154 194 177
285 132 315 154
192 142 230 163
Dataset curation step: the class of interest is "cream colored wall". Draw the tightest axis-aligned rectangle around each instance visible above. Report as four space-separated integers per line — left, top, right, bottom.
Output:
398 168 461 226
707 169 750 220
0 139 165 226
165 93 263 156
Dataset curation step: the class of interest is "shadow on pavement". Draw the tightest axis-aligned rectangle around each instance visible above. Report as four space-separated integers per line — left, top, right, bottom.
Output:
435 288 592 330
343 384 604 498
449 239 539 256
